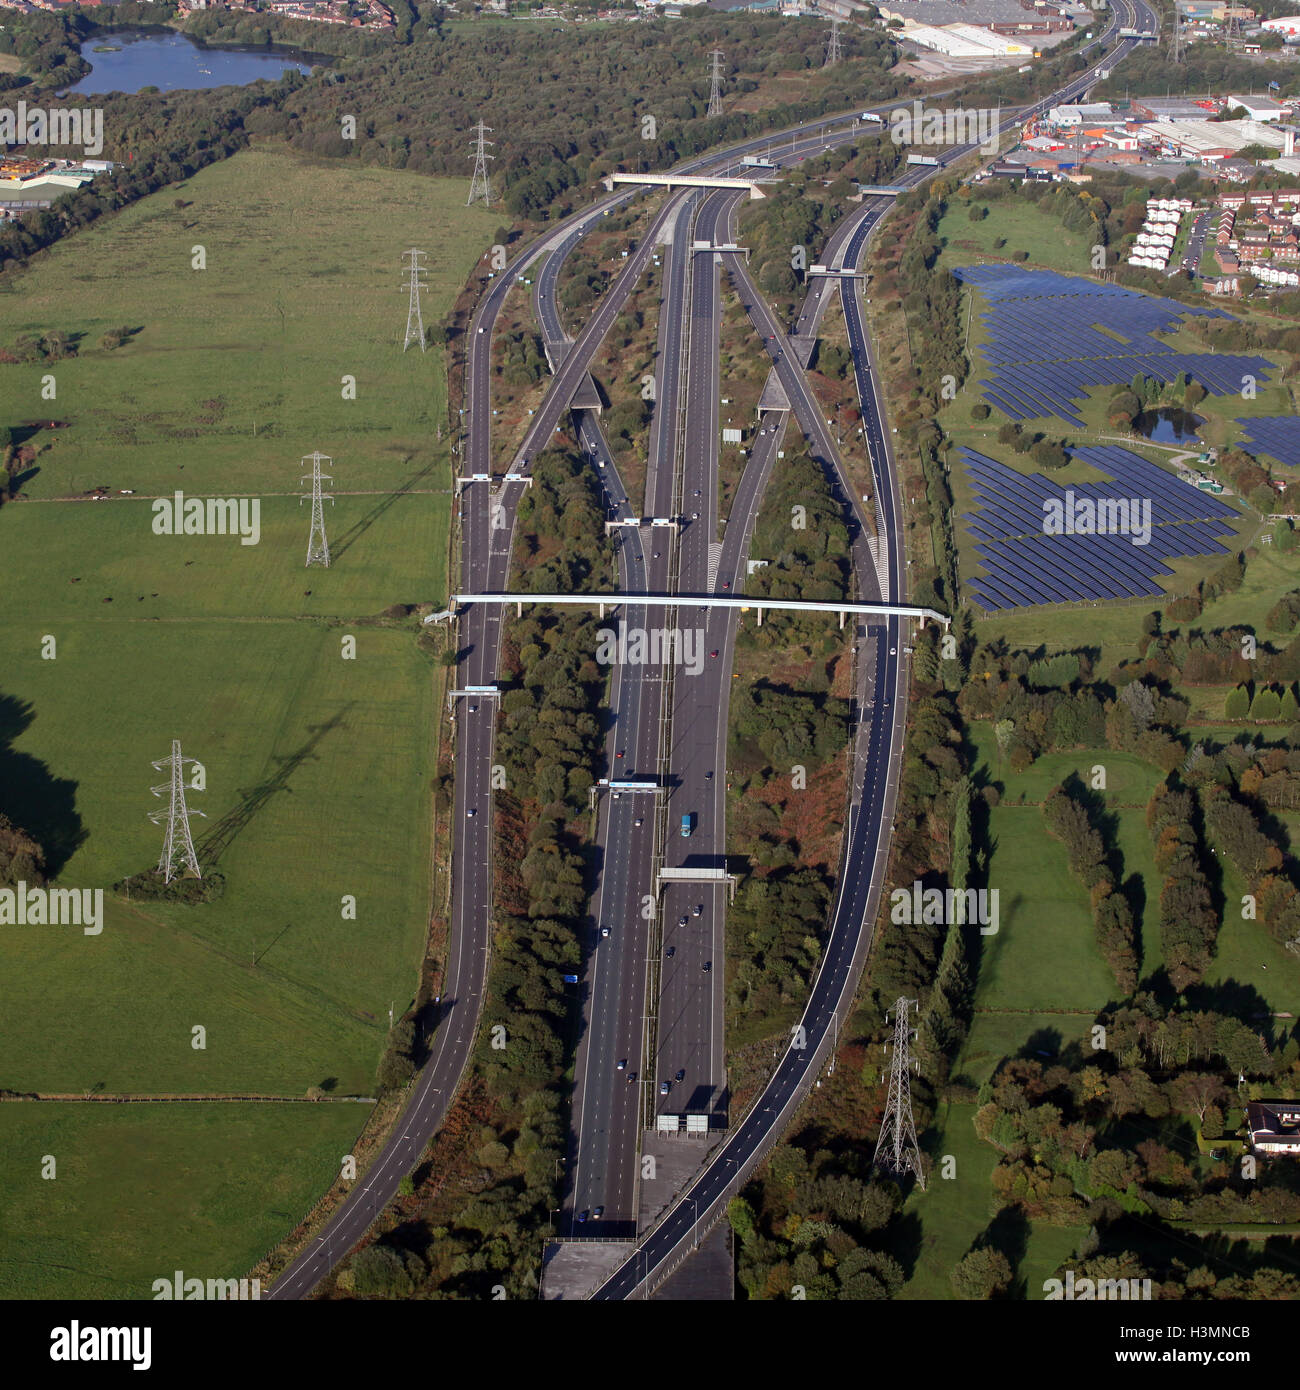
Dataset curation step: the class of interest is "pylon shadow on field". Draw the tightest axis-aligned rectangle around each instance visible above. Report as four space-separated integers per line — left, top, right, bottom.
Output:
329 461 436 562
196 706 351 869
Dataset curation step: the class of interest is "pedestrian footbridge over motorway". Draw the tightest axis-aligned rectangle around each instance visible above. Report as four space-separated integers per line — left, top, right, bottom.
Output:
447 591 950 630
603 172 776 200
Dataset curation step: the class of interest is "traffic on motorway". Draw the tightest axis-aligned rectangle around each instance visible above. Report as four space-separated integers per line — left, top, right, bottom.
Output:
269 0 1155 1301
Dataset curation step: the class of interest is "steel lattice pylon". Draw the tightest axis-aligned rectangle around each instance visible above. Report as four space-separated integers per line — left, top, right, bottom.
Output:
707 50 725 119
402 248 428 352
826 19 842 66
149 739 205 883
873 996 926 1188
300 451 333 568
467 120 494 207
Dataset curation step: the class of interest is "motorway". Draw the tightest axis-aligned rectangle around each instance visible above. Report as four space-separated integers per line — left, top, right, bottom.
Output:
561 190 697 1237
269 0 1153 1297
655 188 732 1129
589 0 1156 1298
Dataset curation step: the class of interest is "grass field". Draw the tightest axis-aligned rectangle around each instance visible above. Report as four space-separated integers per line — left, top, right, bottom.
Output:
0 619 436 1093
970 726 1164 808
902 1099 1088 1300
973 803 1119 1013
0 1102 369 1299
0 148 496 500
0 491 448 621
0 150 480 1294
936 198 1095 277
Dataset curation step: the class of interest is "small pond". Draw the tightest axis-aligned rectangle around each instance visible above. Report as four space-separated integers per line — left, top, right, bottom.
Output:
1131 408 1205 445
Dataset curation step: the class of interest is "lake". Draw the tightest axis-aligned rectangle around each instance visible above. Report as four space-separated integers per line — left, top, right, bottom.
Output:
69 30 326 96
1132 408 1205 446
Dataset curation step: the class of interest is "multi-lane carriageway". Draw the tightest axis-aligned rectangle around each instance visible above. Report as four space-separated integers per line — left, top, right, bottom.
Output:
267 0 1155 1301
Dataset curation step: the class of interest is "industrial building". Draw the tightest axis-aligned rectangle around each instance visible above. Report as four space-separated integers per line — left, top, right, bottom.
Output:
900 21 1034 53
1130 96 1216 120
1226 93 1287 121
876 0 1062 23
1048 102 1117 126
1138 117 1291 158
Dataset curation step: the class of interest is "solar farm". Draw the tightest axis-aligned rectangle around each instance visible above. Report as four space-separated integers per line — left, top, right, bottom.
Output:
952 265 1275 426
959 445 1243 612
1234 416 1300 470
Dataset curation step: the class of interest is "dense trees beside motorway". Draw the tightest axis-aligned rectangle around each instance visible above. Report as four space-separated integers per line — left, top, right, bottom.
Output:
1095 39 1300 106
739 137 905 310
858 585 1300 1286
744 449 851 629
725 448 852 1033
510 444 615 596
334 450 611 1299
729 1147 903 1299
869 691 971 1034
727 867 832 1031
246 12 900 220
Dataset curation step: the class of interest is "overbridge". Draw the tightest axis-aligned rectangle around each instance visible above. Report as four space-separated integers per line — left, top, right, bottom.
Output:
603 173 775 200
448 592 949 629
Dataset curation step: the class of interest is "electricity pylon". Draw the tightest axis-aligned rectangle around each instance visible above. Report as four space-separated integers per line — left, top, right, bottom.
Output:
873 997 926 1189
402 248 428 353
467 119 494 207
149 740 205 883
300 451 333 568
1223 4 1243 47
826 19 842 66
707 50 725 119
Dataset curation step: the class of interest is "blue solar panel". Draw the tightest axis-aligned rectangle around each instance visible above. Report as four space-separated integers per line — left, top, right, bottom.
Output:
952 265 1275 426
1235 417 1300 469
958 446 1243 613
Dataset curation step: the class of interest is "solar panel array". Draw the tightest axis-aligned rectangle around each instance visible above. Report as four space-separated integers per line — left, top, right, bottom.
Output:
1234 416 1300 470
959 445 1241 612
953 265 1274 426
